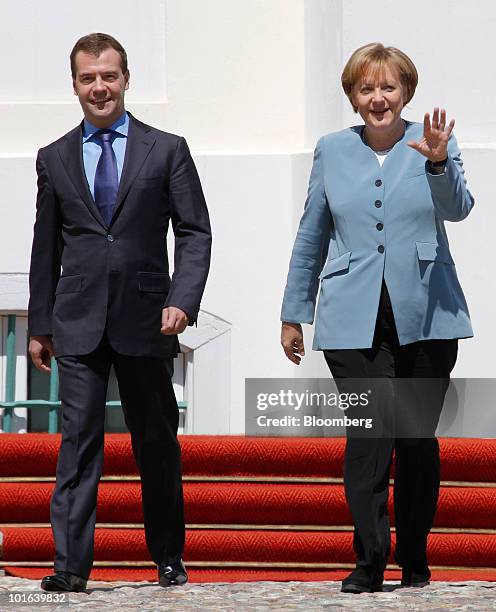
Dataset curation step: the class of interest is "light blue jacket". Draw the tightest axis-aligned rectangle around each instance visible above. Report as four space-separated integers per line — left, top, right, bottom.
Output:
281 121 474 350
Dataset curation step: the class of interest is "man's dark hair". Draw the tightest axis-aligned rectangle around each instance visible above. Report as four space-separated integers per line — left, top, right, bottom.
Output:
70 33 128 78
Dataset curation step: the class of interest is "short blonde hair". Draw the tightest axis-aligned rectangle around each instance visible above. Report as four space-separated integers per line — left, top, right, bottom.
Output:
341 43 418 112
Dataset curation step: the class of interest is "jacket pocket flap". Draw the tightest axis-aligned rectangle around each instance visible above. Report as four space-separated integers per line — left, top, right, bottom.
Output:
55 275 82 294
416 242 454 264
319 251 352 279
137 272 171 293
406 164 427 179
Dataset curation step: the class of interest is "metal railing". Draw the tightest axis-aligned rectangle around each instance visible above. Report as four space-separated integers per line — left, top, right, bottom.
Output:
0 314 186 433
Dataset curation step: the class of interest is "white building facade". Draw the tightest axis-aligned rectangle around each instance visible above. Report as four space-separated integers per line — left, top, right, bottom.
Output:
0 1 493 434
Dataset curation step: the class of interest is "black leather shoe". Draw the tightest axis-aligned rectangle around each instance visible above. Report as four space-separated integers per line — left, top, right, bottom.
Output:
158 560 188 587
341 566 384 593
41 571 87 592
401 566 431 587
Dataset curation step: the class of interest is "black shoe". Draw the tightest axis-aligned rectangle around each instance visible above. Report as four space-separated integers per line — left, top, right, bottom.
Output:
41 571 87 592
401 567 431 587
341 566 384 594
158 559 188 587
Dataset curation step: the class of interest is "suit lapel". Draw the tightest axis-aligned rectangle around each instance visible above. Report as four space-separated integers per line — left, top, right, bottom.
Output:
111 115 156 224
56 114 156 228
57 123 107 229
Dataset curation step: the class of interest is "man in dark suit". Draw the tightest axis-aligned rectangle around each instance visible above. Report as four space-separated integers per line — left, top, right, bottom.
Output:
28 33 211 592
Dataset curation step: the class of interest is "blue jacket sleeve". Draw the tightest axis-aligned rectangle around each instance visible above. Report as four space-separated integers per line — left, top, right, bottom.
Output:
280 138 332 324
426 133 475 222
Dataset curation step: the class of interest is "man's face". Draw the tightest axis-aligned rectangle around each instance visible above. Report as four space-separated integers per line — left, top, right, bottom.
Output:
73 48 129 128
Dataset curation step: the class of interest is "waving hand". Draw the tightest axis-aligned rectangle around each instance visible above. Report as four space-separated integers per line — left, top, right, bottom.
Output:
407 108 454 162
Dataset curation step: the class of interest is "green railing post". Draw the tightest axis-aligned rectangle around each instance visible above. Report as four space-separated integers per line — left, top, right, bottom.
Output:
48 358 59 433
3 315 17 433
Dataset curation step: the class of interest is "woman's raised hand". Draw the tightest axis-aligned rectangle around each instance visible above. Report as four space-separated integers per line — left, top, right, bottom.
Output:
407 108 454 162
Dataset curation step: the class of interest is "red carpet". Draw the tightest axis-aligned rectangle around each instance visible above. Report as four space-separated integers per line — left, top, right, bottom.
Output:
0 434 495 582
1 435 495 481
2 528 496 567
6 567 496 583
0 481 495 528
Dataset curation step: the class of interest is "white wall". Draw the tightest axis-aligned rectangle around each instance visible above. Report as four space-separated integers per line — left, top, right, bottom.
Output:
0 0 168 155
341 0 496 143
0 0 493 432
448 148 495 377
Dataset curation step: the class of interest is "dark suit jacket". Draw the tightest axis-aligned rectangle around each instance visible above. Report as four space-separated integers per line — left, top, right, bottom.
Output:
28 113 211 357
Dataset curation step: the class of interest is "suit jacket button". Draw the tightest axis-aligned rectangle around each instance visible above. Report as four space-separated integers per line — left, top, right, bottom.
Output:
375 200 382 208
106 234 114 242
375 179 382 187
376 223 384 231
378 244 385 253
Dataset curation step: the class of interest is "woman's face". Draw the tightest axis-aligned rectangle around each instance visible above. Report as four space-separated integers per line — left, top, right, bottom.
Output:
351 64 406 132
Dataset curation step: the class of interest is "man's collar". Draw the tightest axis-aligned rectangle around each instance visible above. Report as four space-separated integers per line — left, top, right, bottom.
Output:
82 111 129 142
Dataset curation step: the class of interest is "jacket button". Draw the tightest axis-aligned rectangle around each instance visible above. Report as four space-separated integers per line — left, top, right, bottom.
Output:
377 244 384 253
106 234 114 242
375 200 382 208
375 179 382 187
376 223 384 231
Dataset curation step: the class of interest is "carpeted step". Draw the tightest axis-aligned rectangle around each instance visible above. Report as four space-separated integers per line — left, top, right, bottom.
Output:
1 435 495 482
5 566 496 583
1 527 496 568
1 481 495 528
1 434 494 583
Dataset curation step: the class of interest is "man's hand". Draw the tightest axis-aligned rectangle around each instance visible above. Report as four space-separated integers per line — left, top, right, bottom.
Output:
281 322 305 365
161 307 189 335
29 335 54 373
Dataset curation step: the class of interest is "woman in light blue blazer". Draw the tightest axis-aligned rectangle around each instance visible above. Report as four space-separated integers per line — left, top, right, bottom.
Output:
281 43 474 594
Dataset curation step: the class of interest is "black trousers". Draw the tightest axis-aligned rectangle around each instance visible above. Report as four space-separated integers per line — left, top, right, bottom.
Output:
52 334 184 579
324 281 458 572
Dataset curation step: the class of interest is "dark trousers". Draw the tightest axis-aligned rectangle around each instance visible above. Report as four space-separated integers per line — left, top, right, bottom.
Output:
324 281 458 572
52 334 184 579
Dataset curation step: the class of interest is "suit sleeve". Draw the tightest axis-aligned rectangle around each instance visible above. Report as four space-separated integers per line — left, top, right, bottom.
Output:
28 150 62 336
164 137 212 325
426 132 475 221
280 137 333 324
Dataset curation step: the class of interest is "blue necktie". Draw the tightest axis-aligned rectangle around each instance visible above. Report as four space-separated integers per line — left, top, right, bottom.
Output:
94 130 118 226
